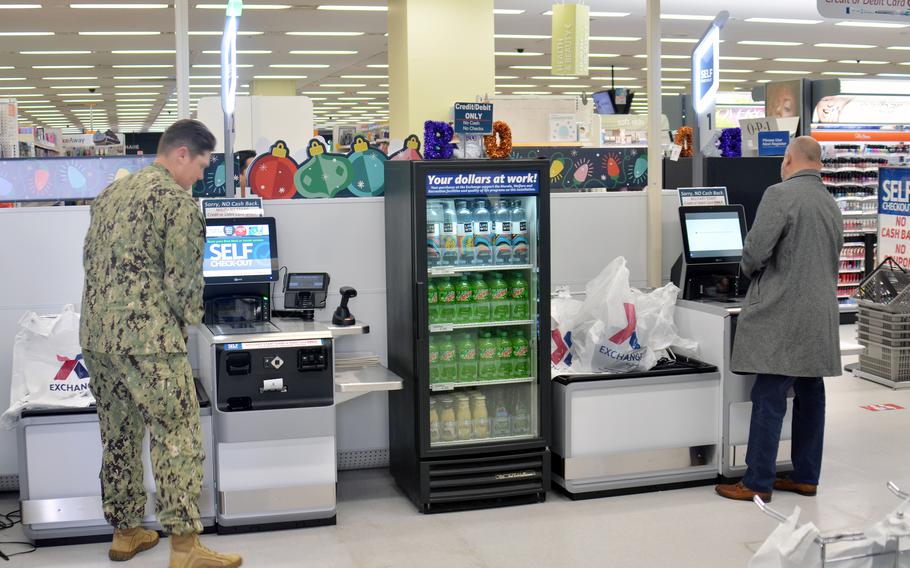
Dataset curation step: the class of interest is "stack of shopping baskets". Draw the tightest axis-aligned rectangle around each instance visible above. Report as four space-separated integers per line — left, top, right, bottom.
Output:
853 258 910 389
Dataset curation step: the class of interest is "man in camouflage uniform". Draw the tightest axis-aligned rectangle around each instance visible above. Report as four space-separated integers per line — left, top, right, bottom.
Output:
81 119 241 567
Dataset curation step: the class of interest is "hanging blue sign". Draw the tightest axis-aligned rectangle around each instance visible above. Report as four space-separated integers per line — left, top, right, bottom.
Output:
758 131 789 156
425 170 540 196
454 102 494 135
692 25 720 114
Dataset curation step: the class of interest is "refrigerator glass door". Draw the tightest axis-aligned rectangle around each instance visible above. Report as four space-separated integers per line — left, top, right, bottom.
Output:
425 194 541 448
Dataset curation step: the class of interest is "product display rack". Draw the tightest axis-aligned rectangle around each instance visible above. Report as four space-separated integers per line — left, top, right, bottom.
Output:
820 142 908 318
384 159 551 514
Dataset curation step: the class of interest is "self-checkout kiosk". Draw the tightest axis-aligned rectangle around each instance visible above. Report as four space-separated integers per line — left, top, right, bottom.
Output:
671 205 795 480
194 216 342 532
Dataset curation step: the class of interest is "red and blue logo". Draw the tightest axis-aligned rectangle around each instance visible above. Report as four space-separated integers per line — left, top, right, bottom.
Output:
609 303 641 350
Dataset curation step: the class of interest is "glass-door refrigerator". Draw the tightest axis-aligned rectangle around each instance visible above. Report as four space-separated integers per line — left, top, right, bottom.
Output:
384 159 551 513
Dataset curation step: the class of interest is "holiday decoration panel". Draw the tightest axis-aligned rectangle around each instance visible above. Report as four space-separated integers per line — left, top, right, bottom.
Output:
0 155 155 202
510 146 648 192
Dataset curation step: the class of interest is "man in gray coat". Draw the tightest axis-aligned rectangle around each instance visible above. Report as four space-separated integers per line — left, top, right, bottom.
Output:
716 136 843 502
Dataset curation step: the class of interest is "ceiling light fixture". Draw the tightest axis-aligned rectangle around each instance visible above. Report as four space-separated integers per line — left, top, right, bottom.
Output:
203 50 272 55
112 50 176 54
79 31 160 36
288 50 357 55
189 30 263 36
590 36 640 42
320 83 366 87
822 71 867 76
744 17 821 24
253 75 306 79
774 57 827 63
661 38 698 44
114 64 174 68
739 40 803 46
836 21 908 28
0 32 54 36
720 56 761 61
766 70 810 75
115 84 165 88
494 34 550 40
50 85 99 89
541 10 628 17
112 76 169 80
838 60 888 65
493 8 524 14
661 14 714 21
21 50 91 55
367 64 389 68
41 76 98 80
270 64 331 68
340 74 387 79
286 31 364 36
0 4 42 8
196 3 290 9
495 51 544 57
71 3 167 8
815 43 876 48
316 5 388 11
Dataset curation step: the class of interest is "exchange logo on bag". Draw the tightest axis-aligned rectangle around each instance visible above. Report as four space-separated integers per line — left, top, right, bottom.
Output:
597 303 644 364
50 354 91 392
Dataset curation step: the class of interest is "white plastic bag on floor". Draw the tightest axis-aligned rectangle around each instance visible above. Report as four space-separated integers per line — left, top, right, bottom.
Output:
570 257 697 373
551 286 582 372
1 305 95 429
749 506 822 568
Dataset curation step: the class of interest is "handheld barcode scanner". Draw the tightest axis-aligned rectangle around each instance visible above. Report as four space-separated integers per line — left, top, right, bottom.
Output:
332 287 357 326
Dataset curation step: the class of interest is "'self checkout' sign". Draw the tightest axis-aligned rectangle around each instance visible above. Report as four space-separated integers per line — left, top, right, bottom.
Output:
691 25 719 114
454 102 494 135
878 167 910 267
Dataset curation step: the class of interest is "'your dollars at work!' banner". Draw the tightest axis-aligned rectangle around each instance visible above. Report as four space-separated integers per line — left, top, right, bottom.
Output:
878 167 910 267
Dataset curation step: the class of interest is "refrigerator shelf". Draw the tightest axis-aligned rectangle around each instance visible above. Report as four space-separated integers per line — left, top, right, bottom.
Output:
431 433 537 448
429 320 535 333
428 264 535 276
429 377 535 392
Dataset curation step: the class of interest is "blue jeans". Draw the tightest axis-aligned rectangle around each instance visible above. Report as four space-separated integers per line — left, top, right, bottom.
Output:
742 374 826 494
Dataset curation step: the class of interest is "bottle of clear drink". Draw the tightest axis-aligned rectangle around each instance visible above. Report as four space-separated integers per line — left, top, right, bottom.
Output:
491 391 511 437
456 200 475 265
427 201 443 265
472 199 493 265
511 390 531 436
492 199 513 265
439 396 457 442
511 199 529 264
440 200 459 265
429 398 440 444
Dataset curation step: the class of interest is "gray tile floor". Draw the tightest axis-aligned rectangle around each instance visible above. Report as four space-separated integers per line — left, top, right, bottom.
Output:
3 326 910 567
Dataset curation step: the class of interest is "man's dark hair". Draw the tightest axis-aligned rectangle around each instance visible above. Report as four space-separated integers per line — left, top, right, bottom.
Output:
157 119 216 157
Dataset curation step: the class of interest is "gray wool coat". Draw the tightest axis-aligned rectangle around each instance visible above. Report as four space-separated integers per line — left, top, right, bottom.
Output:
731 169 844 378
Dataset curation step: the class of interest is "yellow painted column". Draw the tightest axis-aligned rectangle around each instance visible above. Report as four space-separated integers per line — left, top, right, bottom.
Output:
388 0 495 140
250 79 297 96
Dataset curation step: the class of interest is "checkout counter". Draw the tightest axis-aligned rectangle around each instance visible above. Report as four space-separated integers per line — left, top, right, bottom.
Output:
17 215 401 543
670 205 794 480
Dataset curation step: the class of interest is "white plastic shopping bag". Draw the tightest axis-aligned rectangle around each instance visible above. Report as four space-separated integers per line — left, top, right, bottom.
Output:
568 257 697 373
550 286 582 373
749 506 822 568
1 305 95 429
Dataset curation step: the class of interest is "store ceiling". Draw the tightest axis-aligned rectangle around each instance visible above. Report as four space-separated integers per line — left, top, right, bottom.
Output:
2 0 909 134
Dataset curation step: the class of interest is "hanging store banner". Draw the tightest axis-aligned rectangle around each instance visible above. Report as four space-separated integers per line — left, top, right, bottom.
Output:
818 0 910 22
691 24 719 115
551 3 589 76
878 167 910 267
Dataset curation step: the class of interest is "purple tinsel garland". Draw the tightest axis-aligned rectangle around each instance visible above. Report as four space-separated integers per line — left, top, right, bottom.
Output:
423 120 454 160
718 127 742 158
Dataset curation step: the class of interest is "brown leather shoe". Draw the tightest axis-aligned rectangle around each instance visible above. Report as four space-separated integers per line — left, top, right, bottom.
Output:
715 481 772 502
774 477 817 496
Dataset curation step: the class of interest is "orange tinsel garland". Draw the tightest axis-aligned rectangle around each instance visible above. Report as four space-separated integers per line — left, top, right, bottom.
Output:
674 126 694 157
484 120 513 159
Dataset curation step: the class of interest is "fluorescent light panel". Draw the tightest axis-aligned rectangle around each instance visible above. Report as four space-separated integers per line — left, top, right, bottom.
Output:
837 21 908 28
815 43 876 48
196 3 290 9
71 3 167 8
21 50 90 55
270 64 330 68
288 50 356 55
79 31 160 36
745 17 821 24
112 50 175 54
739 40 802 46
316 5 387 11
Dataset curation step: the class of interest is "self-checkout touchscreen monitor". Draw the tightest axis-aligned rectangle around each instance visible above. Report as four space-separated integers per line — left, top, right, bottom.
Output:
203 217 279 284
679 205 747 264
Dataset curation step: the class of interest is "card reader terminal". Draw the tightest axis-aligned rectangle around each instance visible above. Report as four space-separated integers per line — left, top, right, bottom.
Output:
281 272 330 321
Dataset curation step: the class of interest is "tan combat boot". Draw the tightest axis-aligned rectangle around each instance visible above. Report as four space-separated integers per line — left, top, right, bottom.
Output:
109 526 160 561
169 533 242 568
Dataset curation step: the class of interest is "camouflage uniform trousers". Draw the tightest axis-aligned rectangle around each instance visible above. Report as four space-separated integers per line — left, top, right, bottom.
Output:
83 350 204 535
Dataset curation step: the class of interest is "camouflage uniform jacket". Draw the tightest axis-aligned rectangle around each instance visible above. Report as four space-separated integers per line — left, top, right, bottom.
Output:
80 163 205 354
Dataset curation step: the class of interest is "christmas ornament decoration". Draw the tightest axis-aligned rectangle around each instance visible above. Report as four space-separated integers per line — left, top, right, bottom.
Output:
483 120 513 159
674 126 694 158
345 135 387 197
423 120 454 160
248 140 300 199
294 138 353 198
718 127 742 158
389 134 423 161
